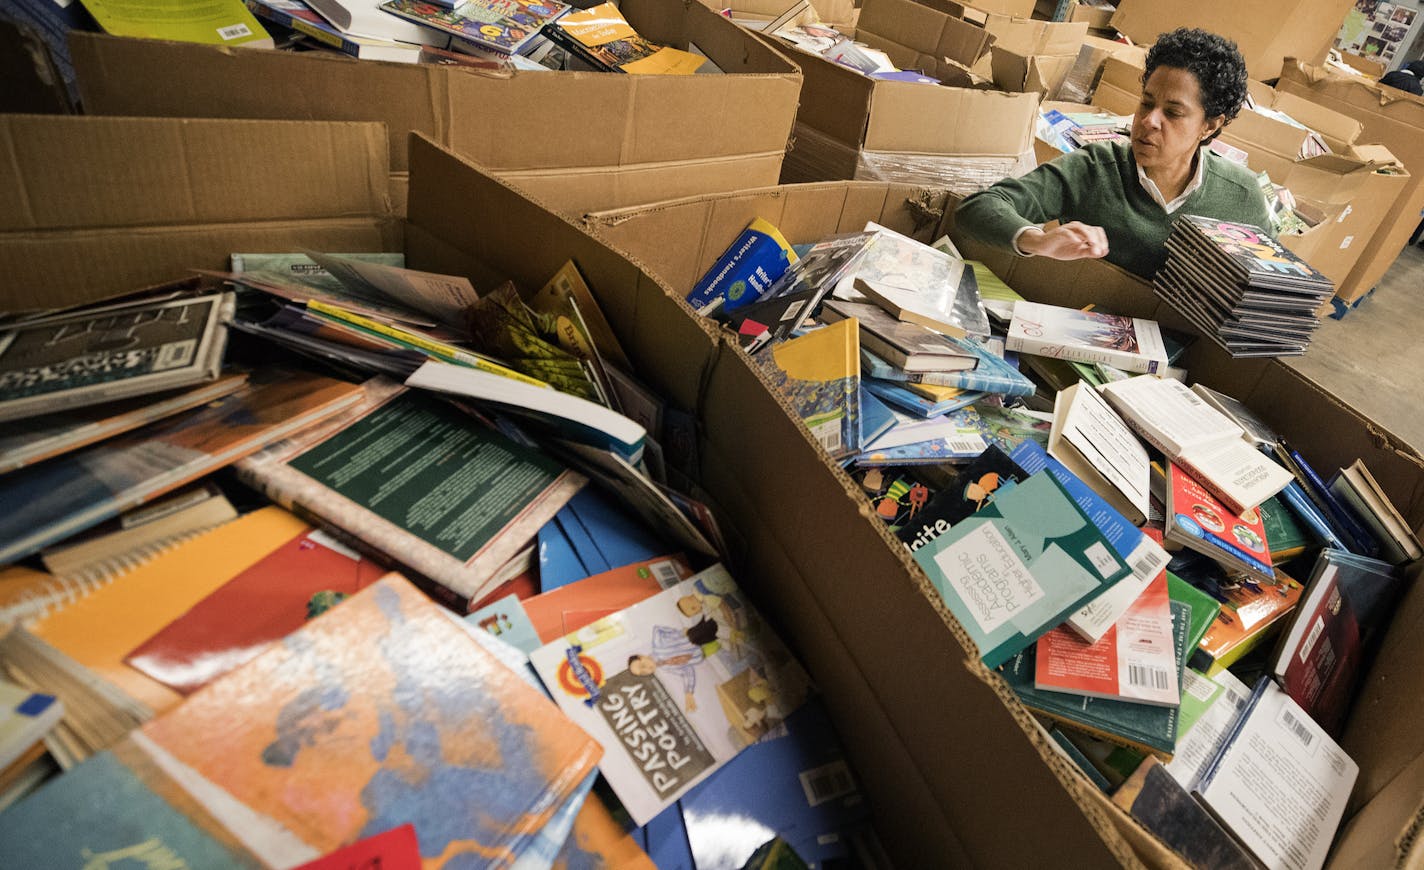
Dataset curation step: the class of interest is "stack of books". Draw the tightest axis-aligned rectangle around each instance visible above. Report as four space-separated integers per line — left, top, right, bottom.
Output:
1155 215 1334 358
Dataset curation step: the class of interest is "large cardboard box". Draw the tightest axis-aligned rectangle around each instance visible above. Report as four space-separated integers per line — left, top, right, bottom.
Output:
1092 52 1142 114
66 0 801 217
1109 0 1355 81
580 179 1424 868
0 114 398 313
1278 59 1424 305
5 111 1424 868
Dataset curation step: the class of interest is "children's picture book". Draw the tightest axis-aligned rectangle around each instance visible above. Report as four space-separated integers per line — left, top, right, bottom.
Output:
1193 678 1358 870
0 374 248 475
1033 570 1179 707
1006 301 1168 374
821 300 977 372
529 566 813 826
1271 549 1401 737
1111 757 1257 870
687 218 798 315
379 0 570 55
896 445 1023 552
911 470 1132 668
760 319 861 460
1003 601 1190 758
1100 375 1293 514
1163 462 1275 584
0 370 362 566
548 2 705 74
124 525 386 695
0 293 234 424
140 574 603 867
1047 381 1153 526
236 382 585 612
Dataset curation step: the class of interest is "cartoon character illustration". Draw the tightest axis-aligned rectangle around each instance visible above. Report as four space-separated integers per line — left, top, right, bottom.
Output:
628 617 720 713
906 482 930 517
677 591 745 649
963 472 1004 511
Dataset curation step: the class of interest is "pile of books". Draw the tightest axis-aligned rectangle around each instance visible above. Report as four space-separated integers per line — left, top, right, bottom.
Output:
768 4 940 84
0 250 891 867
1155 215 1334 358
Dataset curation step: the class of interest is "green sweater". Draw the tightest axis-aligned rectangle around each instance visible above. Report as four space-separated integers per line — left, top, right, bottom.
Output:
955 141 1272 279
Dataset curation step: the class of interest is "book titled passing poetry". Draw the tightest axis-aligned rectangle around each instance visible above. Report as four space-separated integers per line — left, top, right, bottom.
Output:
911 470 1132 669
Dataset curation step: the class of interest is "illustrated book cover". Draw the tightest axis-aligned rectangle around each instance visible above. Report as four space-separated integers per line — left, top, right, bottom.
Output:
1006 301 1168 374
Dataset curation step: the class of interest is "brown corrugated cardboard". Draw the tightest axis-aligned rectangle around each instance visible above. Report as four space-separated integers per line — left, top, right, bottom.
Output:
577 177 1424 867
1278 59 1424 304
1109 0 1355 81
0 114 396 313
1337 50 1385 79
1066 1 1115 31
1092 52 1143 114
67 0 801 216
853 0 995 85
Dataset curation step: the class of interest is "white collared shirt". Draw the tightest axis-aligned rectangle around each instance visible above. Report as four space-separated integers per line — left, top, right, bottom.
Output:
1012 147 1208 255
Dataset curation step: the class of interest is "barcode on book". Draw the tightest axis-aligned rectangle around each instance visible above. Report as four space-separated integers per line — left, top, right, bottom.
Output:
1299 615 1325 664
799 760 856 807
1130 548 1168 580
1281 708 1315 749
811 419 842 453
1127 663 1171 691
947 435 987 455
649 560 682 589
217 23 253 39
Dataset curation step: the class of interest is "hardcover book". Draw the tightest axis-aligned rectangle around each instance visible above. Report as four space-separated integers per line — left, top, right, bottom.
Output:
1006 301 1168 374
1111 756 1256 870
0 293 234 424
910 470 1133 668
761 319 861 460
1329 459 1422 564
529 566 813 826
0 370 362 566
139 574 603 867
1271 549 1401 736
821 300 976 372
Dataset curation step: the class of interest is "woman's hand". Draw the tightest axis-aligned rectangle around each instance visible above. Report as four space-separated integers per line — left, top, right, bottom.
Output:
1018 222 1109 261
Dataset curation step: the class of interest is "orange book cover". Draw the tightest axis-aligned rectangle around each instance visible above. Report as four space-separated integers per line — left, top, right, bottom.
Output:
522 555 693 643
1198 571 1304 671
140 574 601 867
555 794 655 869
28 507 314 713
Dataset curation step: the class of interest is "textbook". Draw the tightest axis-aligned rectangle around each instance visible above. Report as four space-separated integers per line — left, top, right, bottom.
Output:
1047 381 1152 526
139 574 602 866
1100 375 1293 515
529 566 813 826
0 293 234 424
1006 301 1168 374
236 382 584 611
761 319 861 460
820 300 976 372
911 470 1133 669
0 375 248 476
1193 678 1357 870
687 218 797 315
1271 549 1401 737
124 524 386 695
0 370 361 566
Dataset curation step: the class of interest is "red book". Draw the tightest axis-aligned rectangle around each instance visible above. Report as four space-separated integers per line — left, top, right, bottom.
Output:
522 555 692 643
1164 462 1274 584
1034 569 1179 707
125 526 386 694
293 824 421 870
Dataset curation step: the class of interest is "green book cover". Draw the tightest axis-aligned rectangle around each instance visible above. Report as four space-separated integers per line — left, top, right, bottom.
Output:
1175 667 1227 739
912 470 1132 669
1167 570 1220 654
1257 494 1313 561
1002 601 1190 758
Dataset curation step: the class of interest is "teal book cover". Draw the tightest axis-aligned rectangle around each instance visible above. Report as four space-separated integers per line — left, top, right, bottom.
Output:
911 470 1132 669
0 743 262 869
1002 601 1191 758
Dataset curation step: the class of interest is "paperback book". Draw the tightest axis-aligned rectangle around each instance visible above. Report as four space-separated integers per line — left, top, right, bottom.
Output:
378 0 570 55
529 566 814 826
859 338 1034 397
724 232 877 351
1163 462 1275 583
1047 381 1153 526
1006 301 1168 374
548 2 705 74
687 218 797 315
836 221 989 339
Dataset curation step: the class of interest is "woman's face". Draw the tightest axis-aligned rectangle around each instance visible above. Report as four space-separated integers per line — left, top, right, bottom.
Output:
1132 65 1225 172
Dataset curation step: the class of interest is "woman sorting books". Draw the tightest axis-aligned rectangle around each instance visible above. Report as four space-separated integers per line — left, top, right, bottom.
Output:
954 28 1272 280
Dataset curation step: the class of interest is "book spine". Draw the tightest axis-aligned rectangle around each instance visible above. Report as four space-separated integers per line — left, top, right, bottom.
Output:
246 1 353 54
1005 335 1162 375
1176 455 1251 519
1277 478 1344 549
1280 443 1379 558
306 301 548 389
856 332 911 370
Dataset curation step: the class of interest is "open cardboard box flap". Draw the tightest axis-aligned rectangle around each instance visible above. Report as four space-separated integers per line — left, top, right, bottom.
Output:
0 114 397 313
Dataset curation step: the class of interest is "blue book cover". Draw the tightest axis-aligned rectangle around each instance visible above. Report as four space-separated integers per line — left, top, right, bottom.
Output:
537 488 667 591
465 593 542 655
0 744 262 869
860 340 1034 397
687 218 797 314
862 377 985 417
859 387 896 448
911 470 1132 668
643 805 695 869
1278 441 1378 557
856 407 990 467
680 698 870 869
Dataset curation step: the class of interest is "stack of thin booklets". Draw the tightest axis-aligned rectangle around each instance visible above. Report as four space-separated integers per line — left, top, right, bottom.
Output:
1155 215 1333 358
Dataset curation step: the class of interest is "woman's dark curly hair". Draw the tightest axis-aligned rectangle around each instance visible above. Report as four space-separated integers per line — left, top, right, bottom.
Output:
1142 28 1249 129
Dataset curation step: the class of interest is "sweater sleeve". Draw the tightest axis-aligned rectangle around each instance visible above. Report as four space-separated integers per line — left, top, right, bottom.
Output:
954 148 1094 252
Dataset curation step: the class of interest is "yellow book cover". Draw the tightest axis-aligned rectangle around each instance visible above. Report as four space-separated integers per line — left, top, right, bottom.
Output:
80 0 273 46
765 319 861 459
28 507 311 713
